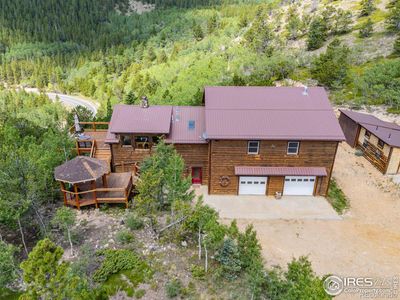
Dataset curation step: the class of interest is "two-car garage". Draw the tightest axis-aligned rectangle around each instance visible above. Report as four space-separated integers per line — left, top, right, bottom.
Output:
238 175 316 196
235 166 327 196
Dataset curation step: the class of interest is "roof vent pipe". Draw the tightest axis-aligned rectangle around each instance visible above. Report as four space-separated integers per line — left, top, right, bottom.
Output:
302 86 308 96
141 96 149 108
388 133 391 139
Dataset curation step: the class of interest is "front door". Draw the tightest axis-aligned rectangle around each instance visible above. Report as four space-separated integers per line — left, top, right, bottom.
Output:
192 167 202 184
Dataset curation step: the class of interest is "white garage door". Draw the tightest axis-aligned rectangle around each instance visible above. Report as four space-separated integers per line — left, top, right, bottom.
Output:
283 176 316 196
238 176 267 195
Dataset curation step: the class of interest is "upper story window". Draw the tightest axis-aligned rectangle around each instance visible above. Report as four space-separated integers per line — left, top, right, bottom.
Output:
247 141 260 154
287 141 300 155
188 120 195 131
365 131 371 139
377 139 385 149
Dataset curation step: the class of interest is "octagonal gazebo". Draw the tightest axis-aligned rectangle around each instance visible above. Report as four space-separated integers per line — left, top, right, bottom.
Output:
55 156 133 209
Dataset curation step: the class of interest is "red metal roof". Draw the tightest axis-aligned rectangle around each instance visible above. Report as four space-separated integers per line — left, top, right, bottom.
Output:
109 104 172 134
205 86 345 141
235 166 327 176
165 106 207 144
340 110 400 147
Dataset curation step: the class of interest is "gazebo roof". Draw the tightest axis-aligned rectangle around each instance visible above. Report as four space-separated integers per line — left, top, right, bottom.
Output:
54 156 110 184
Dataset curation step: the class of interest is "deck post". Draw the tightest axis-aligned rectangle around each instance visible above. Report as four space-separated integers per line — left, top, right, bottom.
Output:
74 184 80 210
76 140 80 155
102 174 108 187
92 180 98 209
60 182 67 206
125 188 129 209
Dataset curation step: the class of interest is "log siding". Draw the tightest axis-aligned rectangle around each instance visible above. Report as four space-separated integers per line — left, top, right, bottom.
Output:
209 140 338 196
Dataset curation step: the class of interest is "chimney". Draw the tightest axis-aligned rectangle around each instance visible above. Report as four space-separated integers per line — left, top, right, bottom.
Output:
141 96 149 108
302 86 308 96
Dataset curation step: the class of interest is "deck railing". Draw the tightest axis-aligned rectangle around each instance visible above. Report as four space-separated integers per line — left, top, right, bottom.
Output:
60 176 133 209
69 121 110 134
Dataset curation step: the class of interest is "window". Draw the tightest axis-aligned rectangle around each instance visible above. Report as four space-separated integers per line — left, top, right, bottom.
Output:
121 135 132 146
378 139 385 149
188 120 195 130
375 150 382 159
365 131 371 139
287 141 300 155
363 139 369 148
247 141 260 154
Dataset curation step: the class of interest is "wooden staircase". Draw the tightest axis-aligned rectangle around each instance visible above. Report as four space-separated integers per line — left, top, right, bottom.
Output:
94 147 112 163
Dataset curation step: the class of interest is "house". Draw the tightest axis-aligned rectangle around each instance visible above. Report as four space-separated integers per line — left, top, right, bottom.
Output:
339 109 400 174
98 86 344 197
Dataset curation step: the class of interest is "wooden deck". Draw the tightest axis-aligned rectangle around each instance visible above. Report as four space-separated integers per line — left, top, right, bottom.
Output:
62 172 135 208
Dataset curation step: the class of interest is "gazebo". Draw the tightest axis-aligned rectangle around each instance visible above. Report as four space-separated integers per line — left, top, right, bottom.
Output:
55 156 133 209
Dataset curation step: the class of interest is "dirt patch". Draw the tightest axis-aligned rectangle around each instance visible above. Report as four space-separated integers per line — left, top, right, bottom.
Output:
232 142 400 295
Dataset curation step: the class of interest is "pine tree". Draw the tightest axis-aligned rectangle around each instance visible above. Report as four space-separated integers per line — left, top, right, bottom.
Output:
207 13 218 34
193 23 204 41
394 36 400 54
386 1 400 32
359 0 375 17
359 18 374 37
125 91 137 105
307 16 328 50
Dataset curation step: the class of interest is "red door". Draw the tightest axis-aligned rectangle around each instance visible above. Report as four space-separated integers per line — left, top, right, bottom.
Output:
191 167 202 184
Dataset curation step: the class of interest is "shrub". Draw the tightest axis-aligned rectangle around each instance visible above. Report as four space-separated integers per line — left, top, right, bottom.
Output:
165 278 183 298
190 265 206 280
0 241 17 287
116 230 135 245
125 213 144 230
135 289 146 299
93 249 151 283
327 179 350 214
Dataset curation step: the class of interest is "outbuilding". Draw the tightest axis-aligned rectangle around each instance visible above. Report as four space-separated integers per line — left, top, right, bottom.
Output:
339 109 400 174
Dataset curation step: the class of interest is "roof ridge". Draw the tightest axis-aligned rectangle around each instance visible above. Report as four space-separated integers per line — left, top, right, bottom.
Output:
360 121 400 132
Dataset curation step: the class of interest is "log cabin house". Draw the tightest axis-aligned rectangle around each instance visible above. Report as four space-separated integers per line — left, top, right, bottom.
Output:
97 86 345 197
339 109 400 175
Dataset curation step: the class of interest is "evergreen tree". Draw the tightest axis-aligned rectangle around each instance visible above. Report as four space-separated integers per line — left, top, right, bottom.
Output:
386 1 400 32
193 23 204 41
20 238 92 299
394 36 400 54
0 240 17 287
359 18 374 37
207 13 218 34
311 38 350 88
359 0 375 17
215 238 242 280
124 91 137 105
307 17 328 50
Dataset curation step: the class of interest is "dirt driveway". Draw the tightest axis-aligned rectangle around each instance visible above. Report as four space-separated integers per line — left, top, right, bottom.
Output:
229 143 400 287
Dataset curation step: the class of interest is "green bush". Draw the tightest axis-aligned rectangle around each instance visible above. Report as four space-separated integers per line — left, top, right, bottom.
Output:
135 289 146 299
125 213 144 230
327 179 349 214
165 278 183 298
190 265 206 280
116 230 135 245
93 249 150 283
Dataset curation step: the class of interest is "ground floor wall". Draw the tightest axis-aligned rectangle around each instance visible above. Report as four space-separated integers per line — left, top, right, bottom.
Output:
111 142 209 184
387 147 400 174
208 140 338 196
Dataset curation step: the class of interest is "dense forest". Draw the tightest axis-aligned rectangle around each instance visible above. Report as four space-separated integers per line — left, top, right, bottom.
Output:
0 0 399 298
0 0 399 117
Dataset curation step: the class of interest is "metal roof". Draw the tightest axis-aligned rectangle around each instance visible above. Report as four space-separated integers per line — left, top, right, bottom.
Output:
109 104 172 134
165 106 207 144
235 166 327 176
340 110 400 148
54 156 110 184
204 86 345 141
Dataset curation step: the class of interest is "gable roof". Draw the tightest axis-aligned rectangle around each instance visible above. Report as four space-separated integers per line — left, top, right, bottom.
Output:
109 104 172 134
340 109 400 148
204 86 345 141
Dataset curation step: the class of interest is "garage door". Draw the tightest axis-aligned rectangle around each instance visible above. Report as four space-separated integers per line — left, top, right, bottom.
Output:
238 176 267 195
283 176 316 196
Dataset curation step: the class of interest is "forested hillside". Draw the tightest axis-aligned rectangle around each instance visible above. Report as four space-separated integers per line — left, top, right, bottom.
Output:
0 0 399 116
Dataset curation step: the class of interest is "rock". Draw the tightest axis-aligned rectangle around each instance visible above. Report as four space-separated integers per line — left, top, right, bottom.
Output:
108 239 114 244
120 220 125 225
181 241 188 247
103 243 109 248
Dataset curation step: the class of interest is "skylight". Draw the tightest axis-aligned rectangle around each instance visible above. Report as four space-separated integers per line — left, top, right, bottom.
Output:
188 120 195 130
